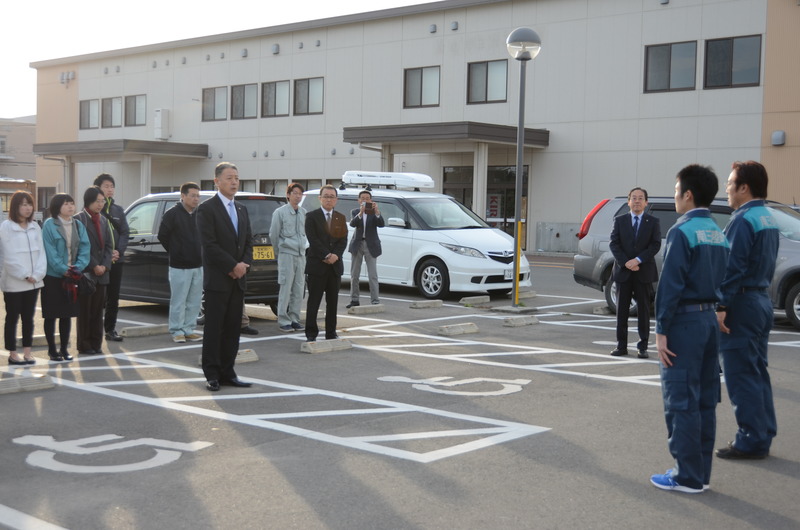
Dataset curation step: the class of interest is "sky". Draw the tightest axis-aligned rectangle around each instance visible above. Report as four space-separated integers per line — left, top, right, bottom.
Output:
0 0 440 119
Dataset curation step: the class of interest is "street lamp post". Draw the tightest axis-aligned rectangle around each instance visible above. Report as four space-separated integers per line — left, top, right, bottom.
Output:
506 27 541 307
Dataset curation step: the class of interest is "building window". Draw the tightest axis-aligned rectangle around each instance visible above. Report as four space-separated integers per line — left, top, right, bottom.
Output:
644 41 697 92
79 100 99 129
125 95 146 126
293 77 324 115
0 136 6 154
202 87 228 121
101 97 122 128
467 60 507 103
404 66 440 108
262 81 290 117
704 35 761 89
231 84 258 120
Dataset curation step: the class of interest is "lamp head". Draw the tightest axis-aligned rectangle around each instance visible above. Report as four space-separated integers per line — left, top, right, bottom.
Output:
506 27 542 61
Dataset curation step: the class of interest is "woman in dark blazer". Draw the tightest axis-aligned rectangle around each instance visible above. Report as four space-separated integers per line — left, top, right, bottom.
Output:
74 187 114 355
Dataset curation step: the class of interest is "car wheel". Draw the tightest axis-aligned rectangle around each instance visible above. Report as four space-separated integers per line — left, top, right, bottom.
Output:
604 280 638 316
416 258 450 299
784 283 800 330
196 292 206 325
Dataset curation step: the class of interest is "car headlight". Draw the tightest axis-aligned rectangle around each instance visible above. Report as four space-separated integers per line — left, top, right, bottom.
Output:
440 243 486 259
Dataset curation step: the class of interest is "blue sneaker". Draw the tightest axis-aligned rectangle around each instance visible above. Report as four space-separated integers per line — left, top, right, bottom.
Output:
650 472 703 493
291 322 305 331
666 468 710 491
279 324 294 333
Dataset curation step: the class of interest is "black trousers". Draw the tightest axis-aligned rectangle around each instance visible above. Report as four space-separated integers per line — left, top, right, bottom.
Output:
78 284 106 352
104 262 124 333
615 279 652 351
4 289 39 351
305 270 341 341
201 286 244 382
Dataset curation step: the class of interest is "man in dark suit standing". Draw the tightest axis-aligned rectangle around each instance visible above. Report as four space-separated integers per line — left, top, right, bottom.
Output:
196 162 253 391
609 187 661 358
347 190 385 308
304 185 348 342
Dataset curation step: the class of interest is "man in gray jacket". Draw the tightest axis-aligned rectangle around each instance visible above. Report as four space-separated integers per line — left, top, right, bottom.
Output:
269 183 307 332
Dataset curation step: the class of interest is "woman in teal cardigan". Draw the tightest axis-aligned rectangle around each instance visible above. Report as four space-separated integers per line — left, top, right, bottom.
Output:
41 194 90 361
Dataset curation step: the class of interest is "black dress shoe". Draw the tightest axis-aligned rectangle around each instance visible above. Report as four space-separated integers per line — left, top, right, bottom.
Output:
637 350 649 359
79 349 97 355
240 325 259 335
326 334 340 340
206 380 220 391
346 301 360 309
105 330 123 342
222 377 252 388
715 442 768 460
610 348 629 357
49 354 64 362
8 357 28 366
60 350 73 361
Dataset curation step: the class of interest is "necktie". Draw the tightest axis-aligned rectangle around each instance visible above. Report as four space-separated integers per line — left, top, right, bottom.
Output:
326 211 331 228
228 200 238 235
633 215 639 239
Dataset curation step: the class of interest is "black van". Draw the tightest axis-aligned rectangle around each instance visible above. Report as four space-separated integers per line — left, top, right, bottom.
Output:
120 191 286 314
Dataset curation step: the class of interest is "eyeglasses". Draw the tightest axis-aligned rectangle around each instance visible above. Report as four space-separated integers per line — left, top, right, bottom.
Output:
321 195 337 199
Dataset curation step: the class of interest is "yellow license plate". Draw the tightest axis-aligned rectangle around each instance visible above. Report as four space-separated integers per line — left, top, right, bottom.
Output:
253 246 275 260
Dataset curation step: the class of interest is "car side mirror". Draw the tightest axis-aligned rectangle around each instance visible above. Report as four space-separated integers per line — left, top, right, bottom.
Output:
387 217 406 228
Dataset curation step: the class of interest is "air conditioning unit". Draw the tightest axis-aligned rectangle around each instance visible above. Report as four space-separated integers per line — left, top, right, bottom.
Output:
154 108 170 140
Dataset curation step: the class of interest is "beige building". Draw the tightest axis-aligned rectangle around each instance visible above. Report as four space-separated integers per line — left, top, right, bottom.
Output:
31 0 800 251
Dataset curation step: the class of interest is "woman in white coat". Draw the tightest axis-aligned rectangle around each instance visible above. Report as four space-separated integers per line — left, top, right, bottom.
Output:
0 191 47 365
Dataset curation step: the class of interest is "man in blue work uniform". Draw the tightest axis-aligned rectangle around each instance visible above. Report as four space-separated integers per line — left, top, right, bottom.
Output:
715 161 779 460
650 164 730 494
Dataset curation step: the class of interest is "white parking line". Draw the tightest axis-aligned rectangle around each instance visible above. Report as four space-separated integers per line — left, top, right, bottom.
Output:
39 353 548 463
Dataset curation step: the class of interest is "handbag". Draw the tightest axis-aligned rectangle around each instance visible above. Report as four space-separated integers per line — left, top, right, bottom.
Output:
79 272 97 296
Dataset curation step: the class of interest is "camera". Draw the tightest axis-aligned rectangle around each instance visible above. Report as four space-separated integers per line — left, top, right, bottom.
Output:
364 201 374 214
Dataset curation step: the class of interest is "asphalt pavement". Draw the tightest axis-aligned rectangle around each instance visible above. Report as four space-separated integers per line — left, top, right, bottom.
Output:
0 254 798 529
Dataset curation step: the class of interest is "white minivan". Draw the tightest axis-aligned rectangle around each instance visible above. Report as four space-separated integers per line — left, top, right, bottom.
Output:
302 171 531 299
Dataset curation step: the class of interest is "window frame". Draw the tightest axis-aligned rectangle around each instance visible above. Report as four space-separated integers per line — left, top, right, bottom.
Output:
704 34 762 89
467 60 508 104
79 99 100 130
124 94 147 127
202 86 228 121
293 77 324 116
261 80 290 118
404 66 441 108
231 83 258 120
643 41 697 93
101 97 122 128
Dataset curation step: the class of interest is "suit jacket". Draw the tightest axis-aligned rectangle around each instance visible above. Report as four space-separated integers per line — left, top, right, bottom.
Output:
305 208 348 277
348 208 385 257
196 194 253 292
74 210 114 285
609 211 661 284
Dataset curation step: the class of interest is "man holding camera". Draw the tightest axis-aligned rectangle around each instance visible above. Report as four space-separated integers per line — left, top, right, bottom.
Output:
347 190 384 308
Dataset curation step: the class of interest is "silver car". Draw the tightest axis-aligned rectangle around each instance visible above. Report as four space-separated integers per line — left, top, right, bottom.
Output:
573 196 800 329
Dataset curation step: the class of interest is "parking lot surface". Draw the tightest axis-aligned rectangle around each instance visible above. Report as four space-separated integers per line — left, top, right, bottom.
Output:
1 255 798 529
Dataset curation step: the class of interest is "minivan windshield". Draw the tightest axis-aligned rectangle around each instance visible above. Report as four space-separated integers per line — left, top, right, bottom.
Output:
411 197 488 230
768 204 800 242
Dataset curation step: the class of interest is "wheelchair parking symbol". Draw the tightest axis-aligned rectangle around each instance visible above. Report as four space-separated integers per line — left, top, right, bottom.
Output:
378 376 531 396
12 434 213 474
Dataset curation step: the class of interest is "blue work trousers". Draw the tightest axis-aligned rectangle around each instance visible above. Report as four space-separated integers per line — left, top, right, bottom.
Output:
168 267 203 337
720 292 776 453
660 309 720 490
276 253 305 327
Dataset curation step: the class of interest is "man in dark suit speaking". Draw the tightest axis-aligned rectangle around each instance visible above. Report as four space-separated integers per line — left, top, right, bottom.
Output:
347 189 385 308
609 187 661 358
196 162 253 391
304 185 348 342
